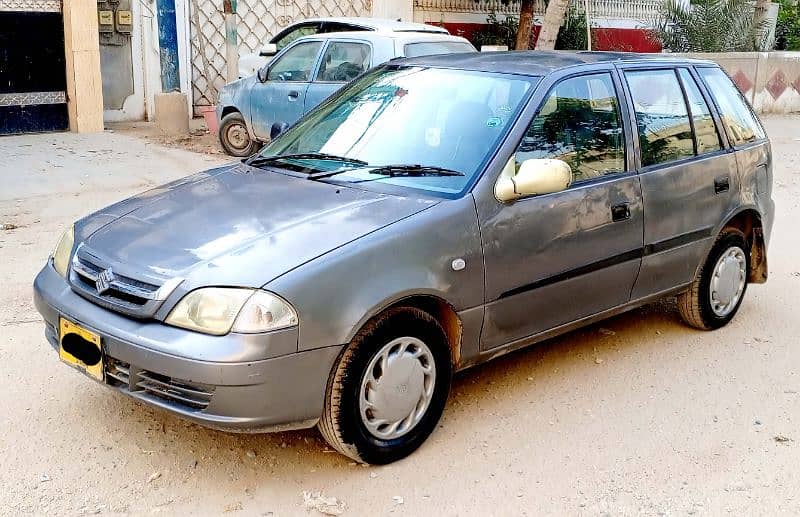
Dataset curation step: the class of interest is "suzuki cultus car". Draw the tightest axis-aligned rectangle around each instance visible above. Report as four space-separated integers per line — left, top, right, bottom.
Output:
35 52 773 464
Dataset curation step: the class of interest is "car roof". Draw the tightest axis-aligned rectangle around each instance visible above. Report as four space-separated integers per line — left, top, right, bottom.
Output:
297 31 471 45
298 17 448 34
392 50 717 76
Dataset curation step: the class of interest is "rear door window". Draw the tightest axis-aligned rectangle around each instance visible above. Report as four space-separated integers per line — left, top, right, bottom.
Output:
677 68 722 155
697 67 765 146
625 69 694 167
316 41 372 82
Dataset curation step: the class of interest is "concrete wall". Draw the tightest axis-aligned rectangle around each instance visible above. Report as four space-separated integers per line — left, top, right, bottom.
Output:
679 52 800 114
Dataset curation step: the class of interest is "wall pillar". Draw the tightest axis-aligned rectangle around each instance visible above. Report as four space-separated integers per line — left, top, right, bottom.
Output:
63 0 104 132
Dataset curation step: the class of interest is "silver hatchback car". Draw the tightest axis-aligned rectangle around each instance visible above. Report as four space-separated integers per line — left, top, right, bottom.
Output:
35 52 774 464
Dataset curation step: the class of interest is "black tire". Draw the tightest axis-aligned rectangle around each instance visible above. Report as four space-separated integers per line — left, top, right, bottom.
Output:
678 229 749 330
318 307 452 464
218 112 259 157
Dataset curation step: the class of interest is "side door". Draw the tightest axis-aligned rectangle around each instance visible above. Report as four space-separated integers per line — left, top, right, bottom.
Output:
621 66 738 299
304 39 374 114
249 40 324 139
477 69 644 350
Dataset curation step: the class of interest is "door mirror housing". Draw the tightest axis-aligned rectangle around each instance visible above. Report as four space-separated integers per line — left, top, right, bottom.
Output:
257 66 268 83
495 158 572 202
270 121 289 140
259 43 278 57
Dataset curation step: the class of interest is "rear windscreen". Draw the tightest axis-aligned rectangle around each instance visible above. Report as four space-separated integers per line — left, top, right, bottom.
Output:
403 41 475 58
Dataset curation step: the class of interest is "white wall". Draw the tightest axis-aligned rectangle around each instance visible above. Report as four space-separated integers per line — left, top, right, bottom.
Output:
372 0 413 22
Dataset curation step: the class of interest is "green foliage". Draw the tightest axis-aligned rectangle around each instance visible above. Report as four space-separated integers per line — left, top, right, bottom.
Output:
471 11 519 49
470 7 591 50
555 6 589 50
651 0 769 52
775 0 800 50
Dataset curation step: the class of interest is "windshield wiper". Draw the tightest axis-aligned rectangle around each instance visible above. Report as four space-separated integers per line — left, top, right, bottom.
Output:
369 165 464 177
308 164 465 180
245 152 368 168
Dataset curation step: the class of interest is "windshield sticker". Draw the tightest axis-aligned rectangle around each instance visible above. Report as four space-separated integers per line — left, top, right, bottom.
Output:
425 127 441 147
486 117 502 128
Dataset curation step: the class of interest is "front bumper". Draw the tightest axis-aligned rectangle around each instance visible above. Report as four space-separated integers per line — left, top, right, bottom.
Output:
33 263 343 432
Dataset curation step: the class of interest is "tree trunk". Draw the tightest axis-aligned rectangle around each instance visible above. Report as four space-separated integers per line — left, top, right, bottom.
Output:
752 0 771 50
536 0 572 50
515 0 536 50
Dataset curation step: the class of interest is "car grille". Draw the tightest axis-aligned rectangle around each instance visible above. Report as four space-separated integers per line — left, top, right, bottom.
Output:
106 357 215 411
68 246 180 318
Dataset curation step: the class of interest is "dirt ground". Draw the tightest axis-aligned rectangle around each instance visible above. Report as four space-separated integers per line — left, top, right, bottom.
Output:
1 117 799 516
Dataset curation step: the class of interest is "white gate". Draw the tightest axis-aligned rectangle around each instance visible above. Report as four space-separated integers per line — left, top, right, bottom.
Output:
189 0 372 111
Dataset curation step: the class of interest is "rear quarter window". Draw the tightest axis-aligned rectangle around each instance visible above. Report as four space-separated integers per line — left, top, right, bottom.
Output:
698 67 766 146
403 41 475 58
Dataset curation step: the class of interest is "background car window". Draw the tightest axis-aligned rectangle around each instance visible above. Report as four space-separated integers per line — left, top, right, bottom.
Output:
321 22 369 33
274 25 319 51
698 67 766 146
316 42 372 82
403 41 475 57
677 68 721 155
625 69 694 167
516 73 625 183
267 41 323 82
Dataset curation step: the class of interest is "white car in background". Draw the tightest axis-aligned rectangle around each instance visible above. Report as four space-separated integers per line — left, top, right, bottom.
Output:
238 17 449 78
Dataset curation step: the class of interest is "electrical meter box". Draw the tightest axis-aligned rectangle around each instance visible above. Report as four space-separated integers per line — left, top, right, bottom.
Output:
97 0 132 45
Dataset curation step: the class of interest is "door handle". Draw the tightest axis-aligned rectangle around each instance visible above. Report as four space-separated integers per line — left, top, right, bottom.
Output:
287 90 300 100
714 175 730 194
611 202 631 222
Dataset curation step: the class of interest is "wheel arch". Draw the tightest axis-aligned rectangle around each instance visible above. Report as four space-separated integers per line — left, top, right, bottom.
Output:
346 294 463 368
716 207 768 284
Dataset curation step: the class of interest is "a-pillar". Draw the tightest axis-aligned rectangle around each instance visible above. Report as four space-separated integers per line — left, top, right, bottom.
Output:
62 0 104 133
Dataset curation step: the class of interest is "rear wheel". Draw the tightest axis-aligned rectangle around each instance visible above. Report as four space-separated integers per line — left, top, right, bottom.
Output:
218 112 259 157
318 307 452 464
678 230 749 330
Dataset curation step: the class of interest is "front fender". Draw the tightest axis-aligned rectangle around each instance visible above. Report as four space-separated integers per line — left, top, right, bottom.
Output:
265 194 485 353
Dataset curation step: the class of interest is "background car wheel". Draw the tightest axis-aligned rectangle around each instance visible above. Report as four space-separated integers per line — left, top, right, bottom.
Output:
678 229 749 330
218 112 259 157
318 307 452 464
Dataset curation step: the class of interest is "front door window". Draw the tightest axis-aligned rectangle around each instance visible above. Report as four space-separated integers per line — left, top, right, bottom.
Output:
267 41 323 82
516 72 625 183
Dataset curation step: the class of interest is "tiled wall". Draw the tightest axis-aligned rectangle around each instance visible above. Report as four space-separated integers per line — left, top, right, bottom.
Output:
681 52 800 114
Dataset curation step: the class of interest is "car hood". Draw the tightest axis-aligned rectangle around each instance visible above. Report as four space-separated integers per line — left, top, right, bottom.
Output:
81 163 438 287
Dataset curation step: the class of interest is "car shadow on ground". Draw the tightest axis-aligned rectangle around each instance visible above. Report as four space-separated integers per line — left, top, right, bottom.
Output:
82 298 692 470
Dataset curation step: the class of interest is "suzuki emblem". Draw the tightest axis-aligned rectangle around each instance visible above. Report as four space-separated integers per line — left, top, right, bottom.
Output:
96 268 115 295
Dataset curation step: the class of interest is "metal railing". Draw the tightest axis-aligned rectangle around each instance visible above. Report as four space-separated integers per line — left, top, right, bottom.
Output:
414 0 663 20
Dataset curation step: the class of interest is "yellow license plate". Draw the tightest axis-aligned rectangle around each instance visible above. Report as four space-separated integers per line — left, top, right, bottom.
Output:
59 318 104 381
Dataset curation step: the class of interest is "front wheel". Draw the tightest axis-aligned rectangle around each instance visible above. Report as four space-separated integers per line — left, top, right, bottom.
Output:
218 112 259 157
678 229 749 330
318 307 452 464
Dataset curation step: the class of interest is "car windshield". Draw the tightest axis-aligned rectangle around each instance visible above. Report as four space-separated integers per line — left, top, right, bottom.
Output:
258 66 536 196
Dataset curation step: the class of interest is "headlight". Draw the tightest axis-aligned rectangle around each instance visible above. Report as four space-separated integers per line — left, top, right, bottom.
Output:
165 288 298 335
52 225 75 278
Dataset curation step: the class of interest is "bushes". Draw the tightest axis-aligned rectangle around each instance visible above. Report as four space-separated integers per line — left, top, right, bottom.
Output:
775 0 800 50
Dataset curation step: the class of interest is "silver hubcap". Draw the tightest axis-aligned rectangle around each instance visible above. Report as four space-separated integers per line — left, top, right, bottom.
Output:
225 123 250 150
359 337 436 440
709 246 746 317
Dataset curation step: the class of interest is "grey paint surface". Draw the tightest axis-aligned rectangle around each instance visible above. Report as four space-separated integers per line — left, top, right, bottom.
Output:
33 52 774 432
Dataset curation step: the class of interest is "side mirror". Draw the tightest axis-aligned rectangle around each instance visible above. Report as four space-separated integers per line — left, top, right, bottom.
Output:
270 121 289 140
495 158 572 202
257 66 268 83
259 43 278 57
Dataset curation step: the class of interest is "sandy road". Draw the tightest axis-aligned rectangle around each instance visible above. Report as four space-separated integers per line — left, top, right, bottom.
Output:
1 118 798 516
